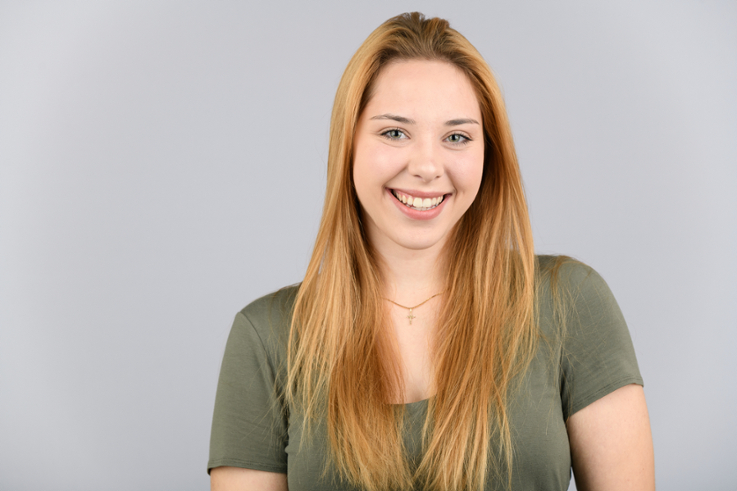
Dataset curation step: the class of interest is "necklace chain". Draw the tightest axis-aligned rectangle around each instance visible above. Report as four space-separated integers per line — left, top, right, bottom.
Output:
384 292 444 325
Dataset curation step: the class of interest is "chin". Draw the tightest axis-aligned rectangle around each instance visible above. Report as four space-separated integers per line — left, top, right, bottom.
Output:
390 232 449 252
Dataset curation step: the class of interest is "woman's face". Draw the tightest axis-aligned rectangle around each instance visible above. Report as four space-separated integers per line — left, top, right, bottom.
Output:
353 60 485 255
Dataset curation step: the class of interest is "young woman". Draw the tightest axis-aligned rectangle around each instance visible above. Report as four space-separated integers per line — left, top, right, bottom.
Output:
208 12 654 491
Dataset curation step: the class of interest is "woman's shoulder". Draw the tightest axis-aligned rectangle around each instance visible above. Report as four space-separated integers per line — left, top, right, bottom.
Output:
534 254 623 330
234 284 301 350
535 254 608 296
240 284 300 321
535 255 631 344
536 254 595 279
535 257 642 417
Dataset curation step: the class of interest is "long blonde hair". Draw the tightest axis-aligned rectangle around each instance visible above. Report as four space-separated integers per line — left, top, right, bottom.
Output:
286 12 537 491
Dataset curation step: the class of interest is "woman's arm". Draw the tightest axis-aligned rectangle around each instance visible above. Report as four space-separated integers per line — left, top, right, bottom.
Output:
210 467 288 491
567 384 655 491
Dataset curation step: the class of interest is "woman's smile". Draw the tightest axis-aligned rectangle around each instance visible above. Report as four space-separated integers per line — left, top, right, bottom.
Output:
390 189 447 210
387 188 450 220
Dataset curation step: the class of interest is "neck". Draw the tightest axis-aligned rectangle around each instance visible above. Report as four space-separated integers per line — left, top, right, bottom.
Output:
372 238 448 306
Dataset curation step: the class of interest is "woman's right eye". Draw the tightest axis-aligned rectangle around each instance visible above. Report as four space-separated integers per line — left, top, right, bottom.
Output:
381 129 407 140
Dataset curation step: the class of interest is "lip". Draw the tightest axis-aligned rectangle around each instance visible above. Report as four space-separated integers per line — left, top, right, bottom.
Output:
387 188 450 221
390 188 449 199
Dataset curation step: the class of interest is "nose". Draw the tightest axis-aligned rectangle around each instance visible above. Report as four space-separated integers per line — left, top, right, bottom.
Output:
407 138 443 182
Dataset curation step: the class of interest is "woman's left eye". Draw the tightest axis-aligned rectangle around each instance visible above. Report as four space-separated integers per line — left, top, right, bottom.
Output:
446 133 470 145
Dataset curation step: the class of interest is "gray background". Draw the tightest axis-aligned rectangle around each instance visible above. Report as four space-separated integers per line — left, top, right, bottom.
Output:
1 1 735 490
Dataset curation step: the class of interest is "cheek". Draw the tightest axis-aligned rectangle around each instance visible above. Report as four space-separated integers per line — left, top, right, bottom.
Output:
352 166 367 210
352 140 371 197
455 154 485 195
352 155 374 199
353 143 400 192
472 148 486 190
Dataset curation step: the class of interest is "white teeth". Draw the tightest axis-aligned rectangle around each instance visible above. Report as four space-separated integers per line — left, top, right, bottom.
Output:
392 190 445 211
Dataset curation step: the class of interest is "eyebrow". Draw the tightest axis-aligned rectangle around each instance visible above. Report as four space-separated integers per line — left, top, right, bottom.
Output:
370 114 416 124
445 118 480 126
370 114 479 126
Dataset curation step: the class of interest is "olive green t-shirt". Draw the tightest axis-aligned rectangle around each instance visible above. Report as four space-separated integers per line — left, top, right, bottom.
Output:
208 257 643 490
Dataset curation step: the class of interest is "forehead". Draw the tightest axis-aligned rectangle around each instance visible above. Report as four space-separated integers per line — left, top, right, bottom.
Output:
363 60 481 121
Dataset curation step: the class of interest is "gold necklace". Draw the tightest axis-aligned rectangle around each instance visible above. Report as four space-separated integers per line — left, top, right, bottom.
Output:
384 292 444 325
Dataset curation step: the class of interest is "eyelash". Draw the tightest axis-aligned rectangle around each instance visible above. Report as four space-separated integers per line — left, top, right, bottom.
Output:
380 128 472 145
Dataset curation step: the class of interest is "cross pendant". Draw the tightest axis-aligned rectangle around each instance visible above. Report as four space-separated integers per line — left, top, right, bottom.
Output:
407 308 416 325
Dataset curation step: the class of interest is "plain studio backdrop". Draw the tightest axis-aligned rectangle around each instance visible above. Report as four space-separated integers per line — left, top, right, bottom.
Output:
1 1 735 490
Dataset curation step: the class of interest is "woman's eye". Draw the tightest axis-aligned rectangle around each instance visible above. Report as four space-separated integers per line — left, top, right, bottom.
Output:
382 129 406 140
447 133 469 144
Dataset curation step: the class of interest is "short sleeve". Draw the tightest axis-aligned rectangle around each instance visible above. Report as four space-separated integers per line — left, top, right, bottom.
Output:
208 310 288 474
559 264 643 420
